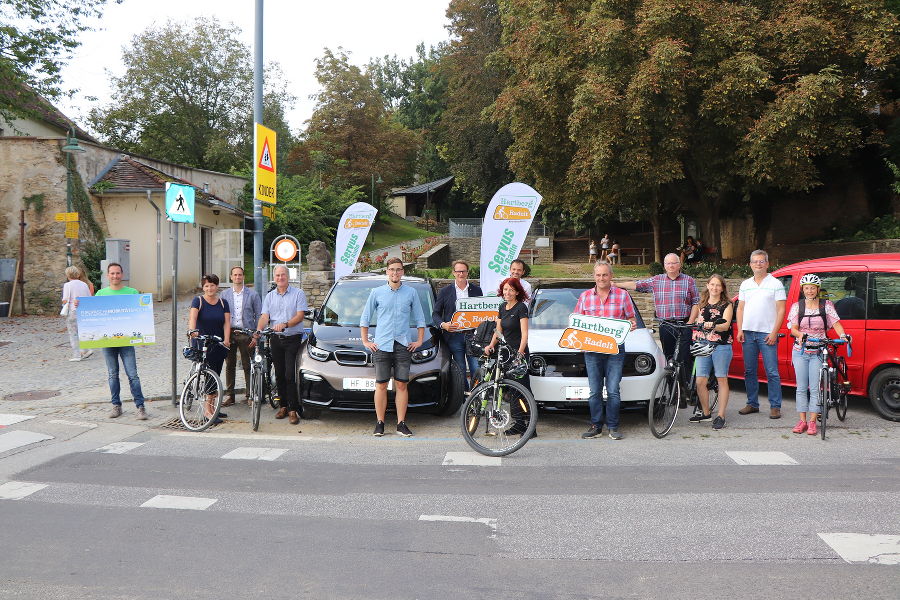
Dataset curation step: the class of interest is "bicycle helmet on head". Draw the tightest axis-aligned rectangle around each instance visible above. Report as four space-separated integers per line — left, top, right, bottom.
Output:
689 339 717 357
799 273 821 288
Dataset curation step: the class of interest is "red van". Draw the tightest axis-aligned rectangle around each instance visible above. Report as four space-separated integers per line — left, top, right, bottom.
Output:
729 253 900 421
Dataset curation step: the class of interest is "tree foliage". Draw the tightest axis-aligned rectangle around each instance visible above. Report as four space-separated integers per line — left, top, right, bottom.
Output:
263 174 363 248
88 17 294 173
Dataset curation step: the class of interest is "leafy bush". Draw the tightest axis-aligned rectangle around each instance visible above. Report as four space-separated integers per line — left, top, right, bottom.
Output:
648 261 663 275
428 265 480 279
684 262 753 279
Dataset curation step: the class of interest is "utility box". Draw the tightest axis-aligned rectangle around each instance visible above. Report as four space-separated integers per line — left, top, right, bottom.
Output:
105 239 131 281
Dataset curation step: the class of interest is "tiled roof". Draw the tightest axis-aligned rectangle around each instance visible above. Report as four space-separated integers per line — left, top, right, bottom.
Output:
389 175 454 196
0 77 98 142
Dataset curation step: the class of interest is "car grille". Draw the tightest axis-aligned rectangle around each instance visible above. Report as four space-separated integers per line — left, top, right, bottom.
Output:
535 353 587 377
334 350 369 366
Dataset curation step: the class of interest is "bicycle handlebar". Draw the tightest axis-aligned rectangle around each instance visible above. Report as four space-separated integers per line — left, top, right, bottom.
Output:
801 334 853 357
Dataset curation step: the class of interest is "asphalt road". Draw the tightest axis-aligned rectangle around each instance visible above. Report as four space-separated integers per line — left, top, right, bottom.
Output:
1 388 898 600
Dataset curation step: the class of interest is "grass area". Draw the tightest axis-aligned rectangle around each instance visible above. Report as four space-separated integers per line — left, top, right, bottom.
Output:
526 263 651 279
362 214 435 253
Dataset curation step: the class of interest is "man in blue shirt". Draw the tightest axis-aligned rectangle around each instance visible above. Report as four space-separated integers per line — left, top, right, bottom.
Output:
361 257 425 437
256 265 308 426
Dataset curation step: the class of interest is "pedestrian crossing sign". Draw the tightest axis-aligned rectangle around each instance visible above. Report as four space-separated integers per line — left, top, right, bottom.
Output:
165 182 195 224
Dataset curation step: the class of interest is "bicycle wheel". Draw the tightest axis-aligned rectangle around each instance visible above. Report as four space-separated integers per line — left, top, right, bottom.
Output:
649 372 680 439
179 367 223 432
835 356 849 421
267 362 279 409
819 367 830 440
250 367 262 432
707 377 720 415
460 379 536 457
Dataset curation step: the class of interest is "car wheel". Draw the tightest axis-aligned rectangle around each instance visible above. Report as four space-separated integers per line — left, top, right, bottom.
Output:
437 360 466 416
868 367 900 422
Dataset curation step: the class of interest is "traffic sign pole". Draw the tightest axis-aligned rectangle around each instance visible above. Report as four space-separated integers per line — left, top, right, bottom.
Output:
253 0 267 296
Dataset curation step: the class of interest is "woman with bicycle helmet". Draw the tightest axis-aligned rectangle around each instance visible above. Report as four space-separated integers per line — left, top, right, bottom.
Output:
688 274 734 429
484 277 534 436
787 273 848 435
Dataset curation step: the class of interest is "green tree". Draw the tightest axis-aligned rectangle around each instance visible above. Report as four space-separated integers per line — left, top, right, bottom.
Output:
88 17 294 172
0 0 119 122
264 174 363 248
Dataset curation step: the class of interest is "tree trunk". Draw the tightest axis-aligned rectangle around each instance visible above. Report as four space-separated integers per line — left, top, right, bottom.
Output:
697 194 722 262
650 189 662 263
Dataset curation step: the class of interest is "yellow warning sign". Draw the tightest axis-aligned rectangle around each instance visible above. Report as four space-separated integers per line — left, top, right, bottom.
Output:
55 212 79 222
64 222 80 239
262 205 276 219
255 123 277 205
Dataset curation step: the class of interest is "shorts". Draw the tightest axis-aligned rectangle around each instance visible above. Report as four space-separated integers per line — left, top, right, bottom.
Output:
694 343 733 378
374 341 411 383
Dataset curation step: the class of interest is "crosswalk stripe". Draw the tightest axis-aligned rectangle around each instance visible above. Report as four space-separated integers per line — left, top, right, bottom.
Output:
725 451 798 465
0 430 54 453
141 494 217 511
0 481 48 500
221 447 287 461
818 533 900 565
93 442 146 454
419 514 498 537
442 451 502 466
0 414 35 427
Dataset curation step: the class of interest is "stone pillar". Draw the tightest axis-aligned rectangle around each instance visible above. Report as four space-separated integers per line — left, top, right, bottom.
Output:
300 240 334 309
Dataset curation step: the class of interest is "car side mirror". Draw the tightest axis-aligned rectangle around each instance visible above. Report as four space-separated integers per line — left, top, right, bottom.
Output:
311 307 320 322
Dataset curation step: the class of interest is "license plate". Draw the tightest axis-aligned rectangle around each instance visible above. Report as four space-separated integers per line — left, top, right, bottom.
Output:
343 378 392 391
564 386 606 400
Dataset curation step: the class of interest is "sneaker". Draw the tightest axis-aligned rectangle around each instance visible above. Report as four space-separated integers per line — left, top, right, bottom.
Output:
109 405 122 418
581 425 602 439
136 406 148 420
68 356 82 362
738 404 760 415
373 421 385 437
689 412 712 423
397 421 413 437
81 350 94 360
792 419 807 434
712 416 726 430
608 429 624 440
806 420 817 435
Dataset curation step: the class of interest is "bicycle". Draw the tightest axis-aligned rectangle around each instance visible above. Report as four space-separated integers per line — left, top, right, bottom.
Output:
461 333 537 456
180 331 227 432
648 320 720 438
234 327 281 432
802 335 851 440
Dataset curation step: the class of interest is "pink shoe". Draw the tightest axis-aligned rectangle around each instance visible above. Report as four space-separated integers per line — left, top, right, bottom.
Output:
806 420 817 435
792 420 807 434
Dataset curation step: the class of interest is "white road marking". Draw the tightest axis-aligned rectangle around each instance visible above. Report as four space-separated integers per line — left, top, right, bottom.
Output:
48 419 98 429
419 514 498 537
725 451 798 466
0 430 54 453
141 494 217 511
0 414 35 427
168 432 336 442
442 452 502 466
221 447 287 461
818 533 900 565
93 442 146 454
0 481 48 500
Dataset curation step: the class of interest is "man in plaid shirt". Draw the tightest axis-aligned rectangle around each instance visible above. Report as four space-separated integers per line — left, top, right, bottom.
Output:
575 262 637 441
620 253 699 367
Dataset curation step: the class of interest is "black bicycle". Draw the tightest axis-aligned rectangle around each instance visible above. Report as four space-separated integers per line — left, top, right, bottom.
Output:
803 335 852 440
234 327 281 431
180 331 227 432
461 333 537 456
648 320 720 438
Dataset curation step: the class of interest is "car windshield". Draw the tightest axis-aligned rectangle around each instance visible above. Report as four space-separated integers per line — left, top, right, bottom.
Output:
319 279 433 328
530 287 645 329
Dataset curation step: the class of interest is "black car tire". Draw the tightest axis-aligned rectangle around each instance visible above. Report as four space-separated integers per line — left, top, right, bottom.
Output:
868 367 900 422
436 359 467 416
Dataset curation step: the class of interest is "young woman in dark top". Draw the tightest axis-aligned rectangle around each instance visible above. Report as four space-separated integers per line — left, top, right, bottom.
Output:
188 274 231 419
484 277 533 436
687 274 733 430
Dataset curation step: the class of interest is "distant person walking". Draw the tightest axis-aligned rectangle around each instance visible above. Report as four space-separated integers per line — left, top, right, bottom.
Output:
589 240 597 263
736 250 786 419
61 265 93 362
600 234 610 261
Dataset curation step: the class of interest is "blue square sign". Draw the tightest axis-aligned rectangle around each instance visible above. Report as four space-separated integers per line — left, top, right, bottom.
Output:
165 183 195 224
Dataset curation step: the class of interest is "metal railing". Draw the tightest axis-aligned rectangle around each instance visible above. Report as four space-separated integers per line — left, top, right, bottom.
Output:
448 218 547 238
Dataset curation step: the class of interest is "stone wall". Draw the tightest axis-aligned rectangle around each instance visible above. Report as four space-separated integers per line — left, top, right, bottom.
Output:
300 271 334 310
415 243 450 270
447 233 554 266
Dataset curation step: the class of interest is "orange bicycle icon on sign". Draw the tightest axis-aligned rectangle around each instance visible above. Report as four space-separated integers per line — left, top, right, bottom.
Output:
451 313 473 330
559 329 584 349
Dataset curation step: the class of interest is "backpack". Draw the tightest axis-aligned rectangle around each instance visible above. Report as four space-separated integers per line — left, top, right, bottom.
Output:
466 319 496 357
798 297 828 331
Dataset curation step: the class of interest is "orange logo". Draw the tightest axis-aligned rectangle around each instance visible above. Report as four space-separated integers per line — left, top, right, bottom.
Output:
344 218 371 229
448 311 497 331
558 328 619 354
492 205 532 220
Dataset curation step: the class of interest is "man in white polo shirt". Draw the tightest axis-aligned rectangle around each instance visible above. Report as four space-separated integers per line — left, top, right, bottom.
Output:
736 249 786 419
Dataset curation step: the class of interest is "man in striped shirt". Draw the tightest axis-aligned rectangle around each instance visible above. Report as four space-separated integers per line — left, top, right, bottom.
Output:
574 261 637 441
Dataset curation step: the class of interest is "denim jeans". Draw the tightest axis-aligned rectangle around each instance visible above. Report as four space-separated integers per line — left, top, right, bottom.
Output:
445 331 479 388
584 351 625 430
792 349 822 414
102 347 145 407
742 330 782 408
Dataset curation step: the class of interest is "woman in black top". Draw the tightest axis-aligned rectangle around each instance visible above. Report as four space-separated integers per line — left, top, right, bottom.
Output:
484 277 533 435
188 274 231 419
687 274 733 429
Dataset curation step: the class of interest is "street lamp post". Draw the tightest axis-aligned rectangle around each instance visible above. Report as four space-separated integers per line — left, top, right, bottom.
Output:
369 173 383 244
61 128 85 267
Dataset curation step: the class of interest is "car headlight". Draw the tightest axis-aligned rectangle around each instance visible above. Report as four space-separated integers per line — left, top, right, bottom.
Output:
411 346 436 363
529 355 546 376
307 344 330 362
634 353 654 374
